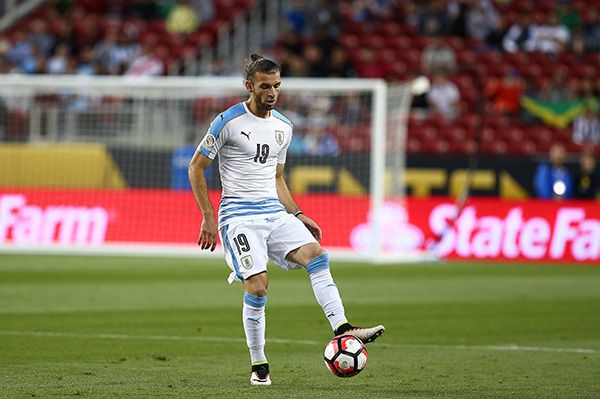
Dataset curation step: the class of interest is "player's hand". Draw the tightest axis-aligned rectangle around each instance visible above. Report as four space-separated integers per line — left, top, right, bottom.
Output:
298 214 322 241
198 218 218 251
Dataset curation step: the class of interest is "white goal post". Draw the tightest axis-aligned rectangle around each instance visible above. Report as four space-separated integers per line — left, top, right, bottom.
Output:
0 75 426 263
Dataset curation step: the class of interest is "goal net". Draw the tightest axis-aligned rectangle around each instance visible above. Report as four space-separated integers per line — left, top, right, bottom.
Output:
0 76 419 262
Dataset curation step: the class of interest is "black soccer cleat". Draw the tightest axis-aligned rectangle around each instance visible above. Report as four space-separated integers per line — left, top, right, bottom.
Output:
335 322 385 344
250 363 271 385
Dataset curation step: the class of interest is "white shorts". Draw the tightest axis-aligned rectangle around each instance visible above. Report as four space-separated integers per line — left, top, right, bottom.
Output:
220 213 317 283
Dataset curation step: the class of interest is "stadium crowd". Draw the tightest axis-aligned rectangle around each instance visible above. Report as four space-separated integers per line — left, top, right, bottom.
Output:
0 0 599 163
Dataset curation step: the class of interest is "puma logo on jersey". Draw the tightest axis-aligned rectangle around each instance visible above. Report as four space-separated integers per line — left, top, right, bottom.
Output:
241 131 251 140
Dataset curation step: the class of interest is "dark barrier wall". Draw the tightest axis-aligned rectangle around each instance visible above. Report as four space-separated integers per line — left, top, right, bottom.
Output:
109 148 590 199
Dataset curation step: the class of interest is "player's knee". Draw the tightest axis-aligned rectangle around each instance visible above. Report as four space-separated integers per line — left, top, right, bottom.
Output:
307 244 326 261
247 287 267 297
244 272 268 297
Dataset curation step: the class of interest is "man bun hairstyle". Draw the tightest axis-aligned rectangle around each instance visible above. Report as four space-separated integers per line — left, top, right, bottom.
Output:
244 53 280 82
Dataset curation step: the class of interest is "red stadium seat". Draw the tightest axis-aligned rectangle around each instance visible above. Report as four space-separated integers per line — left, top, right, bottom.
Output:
407 138 422 153
449 139 477 155
480 140 508 155
456 113 481 130
421 139 450 154
511 140 538 155
359 35 386 49
378 22 402 36
338 34 359 49
441 126 468 142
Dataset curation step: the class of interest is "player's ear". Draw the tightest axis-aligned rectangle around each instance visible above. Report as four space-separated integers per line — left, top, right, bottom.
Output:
244 80 253 93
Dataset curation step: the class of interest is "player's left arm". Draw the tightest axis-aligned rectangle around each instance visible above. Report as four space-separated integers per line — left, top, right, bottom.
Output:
276 163 322 240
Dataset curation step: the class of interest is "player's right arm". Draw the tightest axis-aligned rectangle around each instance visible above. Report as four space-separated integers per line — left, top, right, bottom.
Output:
189 151 218 251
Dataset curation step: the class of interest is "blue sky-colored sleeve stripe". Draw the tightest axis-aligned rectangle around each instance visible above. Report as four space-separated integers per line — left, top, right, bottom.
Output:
209 103 246 139
198 146 212 158
272 110 293 127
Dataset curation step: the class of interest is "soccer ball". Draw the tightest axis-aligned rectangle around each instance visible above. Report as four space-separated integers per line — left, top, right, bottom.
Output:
323 335 368 377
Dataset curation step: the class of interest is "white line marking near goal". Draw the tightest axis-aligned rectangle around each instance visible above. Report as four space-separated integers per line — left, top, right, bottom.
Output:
0 330 596 355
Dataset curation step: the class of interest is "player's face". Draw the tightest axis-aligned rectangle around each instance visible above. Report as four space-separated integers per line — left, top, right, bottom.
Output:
248 72 281 112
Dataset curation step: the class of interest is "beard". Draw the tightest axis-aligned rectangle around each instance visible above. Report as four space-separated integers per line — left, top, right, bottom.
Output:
255 94 277 111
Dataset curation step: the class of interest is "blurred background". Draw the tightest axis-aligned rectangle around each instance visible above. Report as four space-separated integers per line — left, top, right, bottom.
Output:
0 0 599 262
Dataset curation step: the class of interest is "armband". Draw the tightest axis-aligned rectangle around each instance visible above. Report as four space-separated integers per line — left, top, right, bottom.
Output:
294 210 304 217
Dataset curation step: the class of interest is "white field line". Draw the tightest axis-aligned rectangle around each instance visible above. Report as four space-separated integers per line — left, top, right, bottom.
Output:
0 330 596 355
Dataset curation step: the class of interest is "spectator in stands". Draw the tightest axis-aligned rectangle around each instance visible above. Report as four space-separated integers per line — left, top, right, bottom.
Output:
421 36 457 75
502 13 533 53
171 133 210 189
534 143 573 199
578 76 600 106
279 30 304 57
346 0 394 24
125 43 164 76
354 48 385 78
46 43 71 74
303 122 341 156
191 0 215 24
417 0 449 36
555 0 581 32
76 46 97 75
574 151 598 199
117 30 142 73
313 26 337 59
165 0 199 35
310 0 341 36
304 44 329 77
29 19 55 57
485 13 509 51
285 0 309 34
527 14 570 54
583 7 600 52
6 31 33 66
541 71 574 103
124 0 155 20
282 54 308 77
53 18 79 56
20 45 46 74
572 104 600 148
426 72 460 120
329 46 357 78
288 129 308 155
465 0 498 41
484 70 523 115
403 1 420 31
93 28 123 74
206 57 236 76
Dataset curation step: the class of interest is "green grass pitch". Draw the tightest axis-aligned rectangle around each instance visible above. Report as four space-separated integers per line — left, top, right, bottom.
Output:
1 254 599 398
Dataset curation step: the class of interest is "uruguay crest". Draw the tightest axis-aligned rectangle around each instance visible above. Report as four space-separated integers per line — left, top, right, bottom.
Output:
275 130 284 145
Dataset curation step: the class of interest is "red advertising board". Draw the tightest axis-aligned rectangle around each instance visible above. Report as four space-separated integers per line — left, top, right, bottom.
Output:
0 189 598 263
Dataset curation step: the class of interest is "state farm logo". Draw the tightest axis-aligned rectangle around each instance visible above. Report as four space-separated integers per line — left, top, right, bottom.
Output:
430 204 600 261
0 194 109 246
350 202 424 254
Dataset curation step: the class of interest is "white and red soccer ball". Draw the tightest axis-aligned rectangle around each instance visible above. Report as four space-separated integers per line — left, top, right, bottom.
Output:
323 335 368 377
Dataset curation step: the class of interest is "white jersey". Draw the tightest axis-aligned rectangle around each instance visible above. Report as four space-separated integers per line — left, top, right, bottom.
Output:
197 101 293 227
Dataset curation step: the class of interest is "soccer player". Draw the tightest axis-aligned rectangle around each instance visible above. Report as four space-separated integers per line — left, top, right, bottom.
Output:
188 53 385 386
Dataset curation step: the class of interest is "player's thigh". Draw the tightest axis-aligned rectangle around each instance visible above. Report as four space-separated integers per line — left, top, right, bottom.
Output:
267 214 317 269
220 222 269 282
